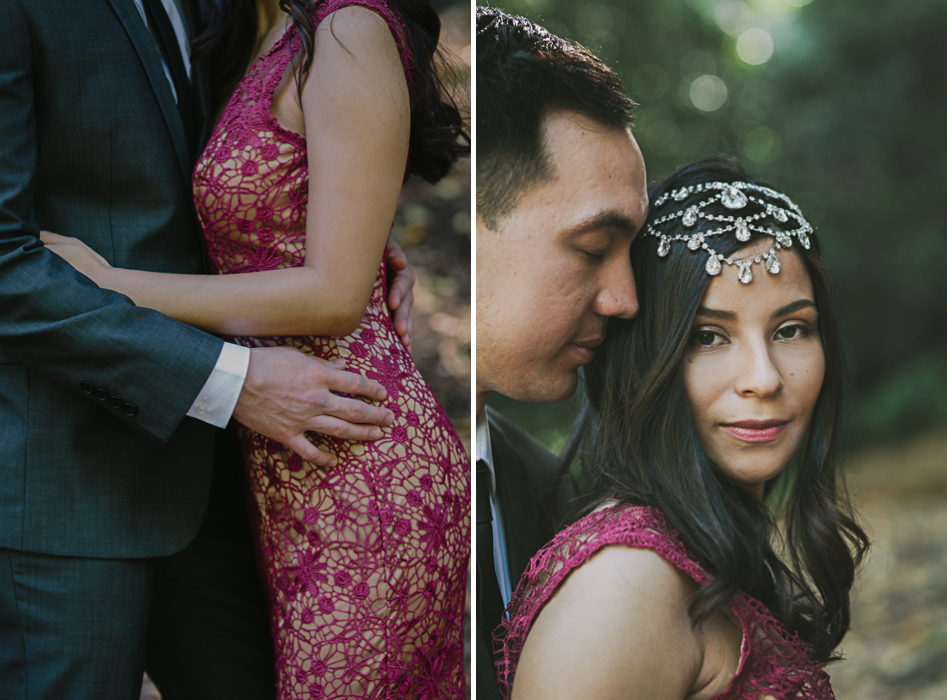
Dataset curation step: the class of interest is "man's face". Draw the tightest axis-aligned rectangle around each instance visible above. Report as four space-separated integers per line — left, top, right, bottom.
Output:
477 110 648 403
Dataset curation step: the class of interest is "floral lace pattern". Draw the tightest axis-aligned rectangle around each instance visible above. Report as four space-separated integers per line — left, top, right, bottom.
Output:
494 504 834 700
192 2 470 698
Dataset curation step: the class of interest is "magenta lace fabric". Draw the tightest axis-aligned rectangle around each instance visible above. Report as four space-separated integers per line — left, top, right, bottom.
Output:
191 3 470 698
494 504 834 700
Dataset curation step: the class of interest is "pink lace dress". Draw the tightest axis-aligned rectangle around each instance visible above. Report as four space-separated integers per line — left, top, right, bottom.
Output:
494 504 835 699
191 3 470 698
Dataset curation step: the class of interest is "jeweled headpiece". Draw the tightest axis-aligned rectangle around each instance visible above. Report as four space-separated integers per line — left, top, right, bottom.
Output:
646 181 813 284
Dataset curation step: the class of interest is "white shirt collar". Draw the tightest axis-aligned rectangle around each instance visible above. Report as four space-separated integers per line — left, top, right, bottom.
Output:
476 411 497 497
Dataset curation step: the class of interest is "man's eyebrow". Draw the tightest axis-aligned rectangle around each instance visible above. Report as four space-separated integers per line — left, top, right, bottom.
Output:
771 298 817 319
560 211 639 238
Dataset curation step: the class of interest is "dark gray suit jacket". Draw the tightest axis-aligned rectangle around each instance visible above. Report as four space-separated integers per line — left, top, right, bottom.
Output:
0 0 226 558
477 407 577 700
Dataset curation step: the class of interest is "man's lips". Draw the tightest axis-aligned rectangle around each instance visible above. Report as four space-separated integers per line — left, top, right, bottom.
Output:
570 337 604 364
719 419 789 443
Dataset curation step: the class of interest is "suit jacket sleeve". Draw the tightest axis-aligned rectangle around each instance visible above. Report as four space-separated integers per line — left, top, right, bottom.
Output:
0 0 222 442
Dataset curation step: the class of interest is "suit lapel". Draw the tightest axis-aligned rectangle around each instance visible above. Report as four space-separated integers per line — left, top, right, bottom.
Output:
191 53 214 150
493 440 547 587
176 0 215 149
104 0 191 181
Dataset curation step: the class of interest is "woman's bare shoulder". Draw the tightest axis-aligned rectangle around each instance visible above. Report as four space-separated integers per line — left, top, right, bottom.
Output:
511 544 704 700
317 3 398 44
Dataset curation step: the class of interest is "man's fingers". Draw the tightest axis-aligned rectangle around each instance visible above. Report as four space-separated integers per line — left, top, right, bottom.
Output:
385 238 409 270
388 268 415 307
323 367 388 403
284 435 337 468
323 393 394 426
307 415 384 442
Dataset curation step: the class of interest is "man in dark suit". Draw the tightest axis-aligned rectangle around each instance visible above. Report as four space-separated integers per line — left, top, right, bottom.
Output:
0 1 416 697
475 9 649 698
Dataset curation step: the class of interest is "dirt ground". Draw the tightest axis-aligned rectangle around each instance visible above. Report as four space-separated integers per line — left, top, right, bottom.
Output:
829 431 947 698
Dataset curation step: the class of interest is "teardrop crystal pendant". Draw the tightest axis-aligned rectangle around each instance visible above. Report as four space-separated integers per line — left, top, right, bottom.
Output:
658 237 670 257
776 231 792 247
774 208 789 223
735 218 750 242
687 235 702 250
765 250 781 274
683 207 698 227
738 261 753 284
721 186 747 210
798 231 811 249
674 188 689 201
705 254 722 276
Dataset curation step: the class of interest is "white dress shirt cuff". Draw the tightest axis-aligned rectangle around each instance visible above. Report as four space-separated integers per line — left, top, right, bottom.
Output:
186 342 250 428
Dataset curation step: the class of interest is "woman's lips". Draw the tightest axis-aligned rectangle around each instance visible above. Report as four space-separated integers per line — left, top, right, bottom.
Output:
720 420 789 443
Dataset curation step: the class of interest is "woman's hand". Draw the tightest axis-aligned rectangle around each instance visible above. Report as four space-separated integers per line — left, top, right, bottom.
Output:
40 231 112 284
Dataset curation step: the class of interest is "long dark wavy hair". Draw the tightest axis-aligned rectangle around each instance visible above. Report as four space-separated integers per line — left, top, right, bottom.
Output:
193 0 468 182
576 156 869 663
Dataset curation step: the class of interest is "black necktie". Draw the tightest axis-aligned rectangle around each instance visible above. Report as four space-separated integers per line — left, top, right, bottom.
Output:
141 0 195 155
477 460 506 646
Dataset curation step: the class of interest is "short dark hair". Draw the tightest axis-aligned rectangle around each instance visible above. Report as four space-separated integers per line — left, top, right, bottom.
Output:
476 7 638 229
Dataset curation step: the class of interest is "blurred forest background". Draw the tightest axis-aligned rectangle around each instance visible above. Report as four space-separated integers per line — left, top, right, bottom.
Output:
393 0 471 433
484 0 947 696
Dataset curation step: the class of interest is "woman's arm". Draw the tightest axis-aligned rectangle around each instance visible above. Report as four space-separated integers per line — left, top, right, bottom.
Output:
511 547 707 700
43 7 410 339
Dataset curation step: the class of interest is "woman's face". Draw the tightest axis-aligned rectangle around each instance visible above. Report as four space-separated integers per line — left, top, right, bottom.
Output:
683 242 825 498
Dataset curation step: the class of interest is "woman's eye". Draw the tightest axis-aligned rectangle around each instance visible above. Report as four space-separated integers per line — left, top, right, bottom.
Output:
582 250 605 261
692 330 725 347
775 323 810 340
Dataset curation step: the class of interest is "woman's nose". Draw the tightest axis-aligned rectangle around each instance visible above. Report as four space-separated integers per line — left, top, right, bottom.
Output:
735 338 783 398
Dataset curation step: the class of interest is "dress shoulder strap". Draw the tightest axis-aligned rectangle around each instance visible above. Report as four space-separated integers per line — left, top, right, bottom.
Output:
492 504 708 698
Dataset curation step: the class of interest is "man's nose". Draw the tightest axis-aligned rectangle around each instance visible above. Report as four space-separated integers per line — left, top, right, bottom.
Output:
596 258 638 319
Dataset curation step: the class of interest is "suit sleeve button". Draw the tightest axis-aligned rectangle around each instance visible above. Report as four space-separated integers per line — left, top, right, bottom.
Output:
123 403 138 417
95 388 108 401
109 395 123 409
80 381 94 394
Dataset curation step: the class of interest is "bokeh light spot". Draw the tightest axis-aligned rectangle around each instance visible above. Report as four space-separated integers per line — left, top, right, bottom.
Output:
741 126 782 164
714 0 753 37
737 28 775 65
576 3 613 41
689 75 729 112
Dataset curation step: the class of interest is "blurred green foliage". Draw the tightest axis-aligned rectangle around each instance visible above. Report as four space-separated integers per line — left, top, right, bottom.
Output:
486 0 947 451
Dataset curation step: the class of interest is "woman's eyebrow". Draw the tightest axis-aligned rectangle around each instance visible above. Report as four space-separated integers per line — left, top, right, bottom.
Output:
771 298 816 320
694 306 737 321
695 299 816 322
